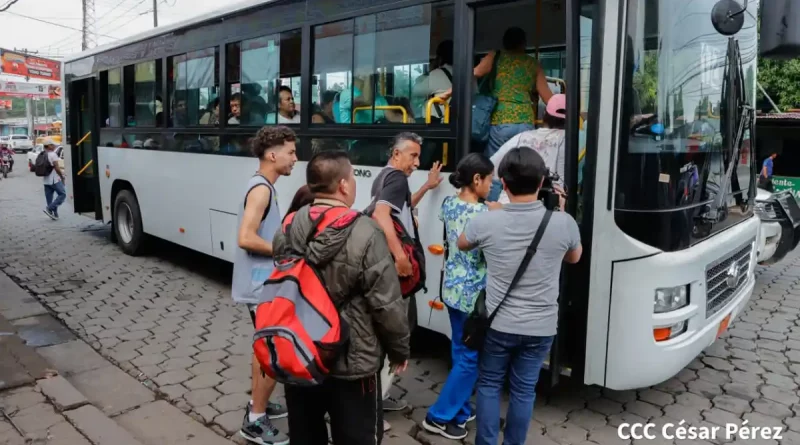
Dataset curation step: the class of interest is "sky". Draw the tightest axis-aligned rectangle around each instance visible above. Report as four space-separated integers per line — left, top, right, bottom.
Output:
0 0 224 68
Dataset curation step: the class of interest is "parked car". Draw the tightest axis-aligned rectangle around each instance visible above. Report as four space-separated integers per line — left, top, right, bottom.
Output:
9 135 33 153
27 144 43 171
755 188 800 265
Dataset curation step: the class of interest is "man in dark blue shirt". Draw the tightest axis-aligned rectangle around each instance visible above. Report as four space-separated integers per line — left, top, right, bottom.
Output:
760 152 777 192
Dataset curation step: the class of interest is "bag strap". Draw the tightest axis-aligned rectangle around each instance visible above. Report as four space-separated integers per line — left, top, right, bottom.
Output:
488 209 553 323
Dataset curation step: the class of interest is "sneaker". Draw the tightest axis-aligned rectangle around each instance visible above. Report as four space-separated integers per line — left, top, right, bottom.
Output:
422 418 468 440
383 396 408 412
458 412 477 429
384 420 392 432
246 401 288 420
240 412 289 445
266 402 287 420
43 209 57 220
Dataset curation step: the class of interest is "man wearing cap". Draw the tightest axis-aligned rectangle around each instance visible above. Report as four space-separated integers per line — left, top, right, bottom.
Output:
41 138 66 220
488 94 567 203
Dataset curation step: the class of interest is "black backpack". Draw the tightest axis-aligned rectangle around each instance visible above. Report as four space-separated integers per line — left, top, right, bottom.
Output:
34 151 53 177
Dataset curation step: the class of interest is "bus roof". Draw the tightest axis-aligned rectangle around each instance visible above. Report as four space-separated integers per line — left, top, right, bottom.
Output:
63 0 277 64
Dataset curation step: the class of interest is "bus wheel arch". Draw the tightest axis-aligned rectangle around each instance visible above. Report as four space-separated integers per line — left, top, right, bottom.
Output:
111 182 146 255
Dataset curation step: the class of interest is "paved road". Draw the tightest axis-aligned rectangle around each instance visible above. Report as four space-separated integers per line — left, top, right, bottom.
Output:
1 154 800 445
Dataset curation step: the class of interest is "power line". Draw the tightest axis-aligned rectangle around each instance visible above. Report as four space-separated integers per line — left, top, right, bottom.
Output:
0 0 20 12
2 10 119 39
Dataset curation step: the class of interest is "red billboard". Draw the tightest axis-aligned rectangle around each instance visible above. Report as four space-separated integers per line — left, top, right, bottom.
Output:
0 49 61 81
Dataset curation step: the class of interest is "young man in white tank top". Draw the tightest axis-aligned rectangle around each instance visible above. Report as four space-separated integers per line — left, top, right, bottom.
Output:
232 126 297 445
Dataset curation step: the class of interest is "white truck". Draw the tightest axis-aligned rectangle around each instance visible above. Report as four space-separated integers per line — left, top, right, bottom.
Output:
9 135 33 153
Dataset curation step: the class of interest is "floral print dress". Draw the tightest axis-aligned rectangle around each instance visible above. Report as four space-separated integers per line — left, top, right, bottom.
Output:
440 196 488 313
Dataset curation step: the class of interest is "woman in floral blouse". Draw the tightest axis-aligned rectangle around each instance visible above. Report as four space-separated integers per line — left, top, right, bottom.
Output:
423 153 500 440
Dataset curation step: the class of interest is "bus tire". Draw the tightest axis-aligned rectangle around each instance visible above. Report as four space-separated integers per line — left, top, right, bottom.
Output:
113 190 146 256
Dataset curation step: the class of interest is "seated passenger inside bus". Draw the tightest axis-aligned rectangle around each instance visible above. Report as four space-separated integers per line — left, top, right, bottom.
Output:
277 86 300 124
489 94 567 203
336 75 388 124
412 40 454 123
474 27 554 157
199 98 220 125
228 93 242 125
312 91 337 124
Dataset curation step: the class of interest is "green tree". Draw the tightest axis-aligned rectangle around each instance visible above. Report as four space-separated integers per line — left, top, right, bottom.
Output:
632 51 659 113
758 57 800 110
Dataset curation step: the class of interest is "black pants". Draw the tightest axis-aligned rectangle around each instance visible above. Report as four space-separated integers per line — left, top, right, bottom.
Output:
286 374 383 445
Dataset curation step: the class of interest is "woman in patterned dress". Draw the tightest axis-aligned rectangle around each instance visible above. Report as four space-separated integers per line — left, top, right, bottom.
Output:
474 27 554 158
422 153 500 440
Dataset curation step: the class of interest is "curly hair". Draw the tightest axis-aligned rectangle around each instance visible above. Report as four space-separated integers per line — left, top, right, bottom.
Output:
251 125 297 159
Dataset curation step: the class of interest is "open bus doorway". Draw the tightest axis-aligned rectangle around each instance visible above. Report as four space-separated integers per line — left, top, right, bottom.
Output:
67 78 101 219
469 0 601 388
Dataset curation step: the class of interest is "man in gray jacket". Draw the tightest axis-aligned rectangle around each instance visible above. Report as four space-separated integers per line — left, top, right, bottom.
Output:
274 150 410 445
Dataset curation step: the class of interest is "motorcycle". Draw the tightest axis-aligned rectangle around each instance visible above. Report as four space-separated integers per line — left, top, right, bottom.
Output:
0 156 8 179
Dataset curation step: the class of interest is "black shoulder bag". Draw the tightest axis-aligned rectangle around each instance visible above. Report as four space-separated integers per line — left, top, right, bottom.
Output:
462 210 553 350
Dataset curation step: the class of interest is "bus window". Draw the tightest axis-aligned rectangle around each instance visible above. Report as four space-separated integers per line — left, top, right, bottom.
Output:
169 47 219 127
104 68 121 128
311 3 454 125
125 61 163 127
227 30 302 126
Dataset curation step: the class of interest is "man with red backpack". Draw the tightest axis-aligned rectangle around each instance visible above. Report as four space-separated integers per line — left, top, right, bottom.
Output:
272 150 410 445
367 132 442 426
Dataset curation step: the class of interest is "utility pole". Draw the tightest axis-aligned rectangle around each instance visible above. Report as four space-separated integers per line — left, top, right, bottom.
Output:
81 0 97 50
152 0 158 27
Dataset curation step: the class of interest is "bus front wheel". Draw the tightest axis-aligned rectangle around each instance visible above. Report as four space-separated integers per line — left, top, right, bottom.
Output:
114 190 146 256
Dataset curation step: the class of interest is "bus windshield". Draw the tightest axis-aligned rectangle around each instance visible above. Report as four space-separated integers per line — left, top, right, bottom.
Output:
614 0 757 252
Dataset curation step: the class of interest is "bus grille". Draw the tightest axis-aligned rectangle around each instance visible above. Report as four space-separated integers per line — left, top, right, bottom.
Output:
705 242 753 318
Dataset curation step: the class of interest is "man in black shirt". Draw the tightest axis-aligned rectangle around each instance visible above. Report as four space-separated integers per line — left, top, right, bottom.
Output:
369 132 442 430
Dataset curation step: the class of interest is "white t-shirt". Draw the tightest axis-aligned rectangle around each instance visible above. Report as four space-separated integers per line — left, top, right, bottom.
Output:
412 64 453 119
277 112 301 124
43 151 61 185
491 128 565 204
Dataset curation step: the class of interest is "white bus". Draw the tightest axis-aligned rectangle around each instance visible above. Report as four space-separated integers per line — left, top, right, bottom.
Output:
61 0 791 390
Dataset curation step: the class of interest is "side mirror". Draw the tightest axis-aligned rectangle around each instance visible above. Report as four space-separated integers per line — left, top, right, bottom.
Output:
760 0 800 59
711 0 746 36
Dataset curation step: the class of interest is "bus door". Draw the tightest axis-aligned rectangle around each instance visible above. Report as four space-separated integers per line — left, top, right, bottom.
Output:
468 0 600 388
68 78 101 219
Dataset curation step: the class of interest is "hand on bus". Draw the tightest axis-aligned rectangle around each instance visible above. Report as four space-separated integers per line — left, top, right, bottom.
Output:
554 184 567 211
438 88 453 100
425 162 444 190
395 254 413 277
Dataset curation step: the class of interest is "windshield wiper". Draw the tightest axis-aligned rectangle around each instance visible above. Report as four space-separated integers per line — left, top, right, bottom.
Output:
701 37 752 223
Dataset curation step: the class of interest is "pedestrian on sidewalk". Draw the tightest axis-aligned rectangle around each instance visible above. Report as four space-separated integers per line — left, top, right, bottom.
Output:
422 153 499 440
40 138 66 220
276 150 410 445
231 126 297 445
457 148 582 445
367 132 442 430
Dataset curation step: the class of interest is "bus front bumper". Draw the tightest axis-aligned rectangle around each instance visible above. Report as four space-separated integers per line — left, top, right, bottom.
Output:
603 217 758 390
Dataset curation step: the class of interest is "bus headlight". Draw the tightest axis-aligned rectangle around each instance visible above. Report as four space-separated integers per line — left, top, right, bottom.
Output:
654 285 689 313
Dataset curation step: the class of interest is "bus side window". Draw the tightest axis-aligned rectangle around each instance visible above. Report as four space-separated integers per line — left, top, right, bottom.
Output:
310 3 454 126
227 30 302 126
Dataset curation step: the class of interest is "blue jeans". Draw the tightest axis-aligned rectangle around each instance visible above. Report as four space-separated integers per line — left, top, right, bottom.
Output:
476 329 554 445
485 123 535 158
426 306 479 425
44 182 66 216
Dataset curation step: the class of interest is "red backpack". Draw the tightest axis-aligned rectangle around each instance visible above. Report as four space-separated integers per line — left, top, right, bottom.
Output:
364 169 427 298
253 206 359 385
